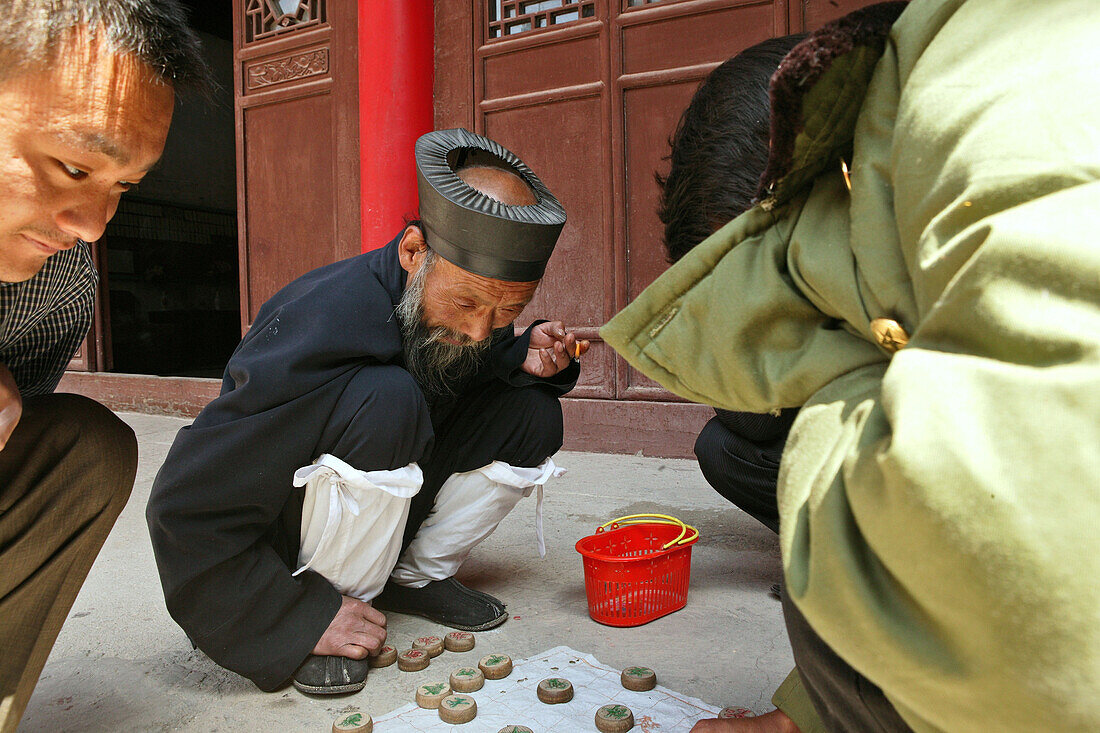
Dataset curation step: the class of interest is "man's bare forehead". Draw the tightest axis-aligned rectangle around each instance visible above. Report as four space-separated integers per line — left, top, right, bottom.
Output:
4 45 175 168
52 128 129 165
435 254 540 305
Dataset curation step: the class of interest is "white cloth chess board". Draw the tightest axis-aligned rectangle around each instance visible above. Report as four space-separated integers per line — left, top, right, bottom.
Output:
374 645 720 731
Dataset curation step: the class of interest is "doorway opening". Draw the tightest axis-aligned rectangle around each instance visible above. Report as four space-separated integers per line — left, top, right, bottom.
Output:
101 1 240 378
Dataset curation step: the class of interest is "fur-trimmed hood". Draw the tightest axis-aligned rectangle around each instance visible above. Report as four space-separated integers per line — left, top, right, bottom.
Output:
757 2 908 207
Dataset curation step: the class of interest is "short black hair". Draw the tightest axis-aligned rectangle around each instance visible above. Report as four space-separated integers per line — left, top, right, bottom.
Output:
0 0 210 90
657 34 805 263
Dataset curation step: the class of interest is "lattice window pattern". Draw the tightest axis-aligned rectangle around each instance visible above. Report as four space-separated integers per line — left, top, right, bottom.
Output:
245 0 326 44
625 0 672 6
487 1 596 40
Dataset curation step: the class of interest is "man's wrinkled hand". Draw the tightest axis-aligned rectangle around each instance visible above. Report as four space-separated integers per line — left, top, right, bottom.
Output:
312 595 387 659
0 363 22 452
521 321 589 378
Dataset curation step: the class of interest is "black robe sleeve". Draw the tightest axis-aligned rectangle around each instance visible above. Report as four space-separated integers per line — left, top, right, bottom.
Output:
491 320 580 394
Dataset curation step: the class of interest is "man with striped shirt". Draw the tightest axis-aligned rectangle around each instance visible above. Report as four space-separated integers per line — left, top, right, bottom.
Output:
0 3 207 730
0 242 97 399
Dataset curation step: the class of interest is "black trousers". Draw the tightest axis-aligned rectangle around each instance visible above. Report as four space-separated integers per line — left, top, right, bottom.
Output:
782 591 913 732
275 366 564 560
693 408 798 533
0 394 137 733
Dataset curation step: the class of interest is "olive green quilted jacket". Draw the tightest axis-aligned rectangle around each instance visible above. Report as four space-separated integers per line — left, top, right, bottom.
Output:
601 0 1100 730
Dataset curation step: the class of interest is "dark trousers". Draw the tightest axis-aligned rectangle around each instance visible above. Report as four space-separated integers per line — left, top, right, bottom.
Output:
299 366 564 557
0 394 137 733
694 408 798 533
782 591 913 732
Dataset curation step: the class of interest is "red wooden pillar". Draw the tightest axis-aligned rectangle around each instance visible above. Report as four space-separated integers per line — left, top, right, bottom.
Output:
358 1 435 252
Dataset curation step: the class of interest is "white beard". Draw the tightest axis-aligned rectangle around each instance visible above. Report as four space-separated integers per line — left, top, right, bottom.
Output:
395 256 491 398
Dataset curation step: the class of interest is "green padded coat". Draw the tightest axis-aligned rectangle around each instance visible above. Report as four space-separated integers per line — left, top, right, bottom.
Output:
601 0 1100 730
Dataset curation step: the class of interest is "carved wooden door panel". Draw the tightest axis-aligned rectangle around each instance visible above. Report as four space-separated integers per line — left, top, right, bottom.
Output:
793 0 884 32
432 0 884 454
231 0 360 330
613 0 791 401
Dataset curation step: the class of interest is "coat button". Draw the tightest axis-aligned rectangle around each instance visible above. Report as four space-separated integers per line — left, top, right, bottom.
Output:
870 318 909 353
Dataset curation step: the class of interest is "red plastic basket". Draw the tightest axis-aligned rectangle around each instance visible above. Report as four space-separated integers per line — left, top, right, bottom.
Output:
575 516 699 627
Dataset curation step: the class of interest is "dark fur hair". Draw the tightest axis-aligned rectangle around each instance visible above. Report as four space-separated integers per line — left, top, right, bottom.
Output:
657 34 805 263
0 0 210 90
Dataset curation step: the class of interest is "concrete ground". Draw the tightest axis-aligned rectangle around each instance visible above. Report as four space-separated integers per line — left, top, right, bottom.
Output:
19 412 792 732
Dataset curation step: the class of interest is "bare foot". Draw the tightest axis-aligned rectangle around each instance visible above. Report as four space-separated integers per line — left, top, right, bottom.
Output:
690 709 801 733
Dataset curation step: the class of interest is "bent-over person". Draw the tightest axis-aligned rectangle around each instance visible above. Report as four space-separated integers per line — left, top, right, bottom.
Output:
148 129 589 695
0 2 206 730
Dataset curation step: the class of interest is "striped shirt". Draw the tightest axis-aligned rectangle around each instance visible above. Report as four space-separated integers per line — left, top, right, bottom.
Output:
0 242 97 396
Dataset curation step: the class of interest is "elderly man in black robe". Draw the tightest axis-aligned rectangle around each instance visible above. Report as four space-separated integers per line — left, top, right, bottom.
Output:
147 129 587 695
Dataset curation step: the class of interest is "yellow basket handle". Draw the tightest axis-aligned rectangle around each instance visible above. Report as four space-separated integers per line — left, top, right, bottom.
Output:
597 513 699 550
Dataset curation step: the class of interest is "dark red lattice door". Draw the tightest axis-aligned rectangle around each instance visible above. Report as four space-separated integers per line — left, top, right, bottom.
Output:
431 0 877 455
232 0 360 330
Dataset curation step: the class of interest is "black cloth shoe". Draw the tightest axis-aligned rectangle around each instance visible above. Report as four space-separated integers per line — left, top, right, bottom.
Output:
372 577 508 631
292 654 369 694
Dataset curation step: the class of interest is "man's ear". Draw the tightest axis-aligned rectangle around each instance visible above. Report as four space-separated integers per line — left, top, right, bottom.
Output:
398 224 427 275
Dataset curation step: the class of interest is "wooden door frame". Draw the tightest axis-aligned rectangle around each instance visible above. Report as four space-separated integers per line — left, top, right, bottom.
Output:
232 0 361 331
433 0 715 457
67 239 111 373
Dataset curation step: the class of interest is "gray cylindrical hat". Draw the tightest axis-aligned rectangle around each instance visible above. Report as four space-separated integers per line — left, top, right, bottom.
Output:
415 128 566 282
